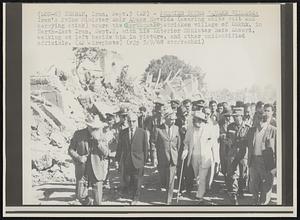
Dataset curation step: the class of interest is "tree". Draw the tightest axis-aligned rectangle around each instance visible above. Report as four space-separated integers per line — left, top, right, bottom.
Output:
142 55 206 93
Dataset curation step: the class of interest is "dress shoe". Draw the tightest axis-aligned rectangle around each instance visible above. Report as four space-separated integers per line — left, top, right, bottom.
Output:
231 195 239 205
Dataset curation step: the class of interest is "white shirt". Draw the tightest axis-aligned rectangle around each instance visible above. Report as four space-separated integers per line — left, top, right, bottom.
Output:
253 122 268 156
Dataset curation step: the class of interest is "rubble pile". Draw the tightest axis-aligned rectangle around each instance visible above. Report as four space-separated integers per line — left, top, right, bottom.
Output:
30 53 158 186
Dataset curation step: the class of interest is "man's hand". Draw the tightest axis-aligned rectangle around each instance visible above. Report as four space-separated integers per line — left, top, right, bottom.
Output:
181 149 188 160
78 155 87 164
270 168 277 177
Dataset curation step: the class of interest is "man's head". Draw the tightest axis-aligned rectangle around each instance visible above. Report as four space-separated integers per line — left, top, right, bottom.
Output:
193 111 207 128
223 109 232 122
263 103 274 122
154 101 164 116
217 103 224 114
182 99 192 113
164 109 177 127
232 107 244 125
236 101 244 108
203 106 211 120
139 106 147 117
192 99 205 111
209 100 217 113
105 113 115 127
170 99 180 110
222 102 229 110
127 112 138 129
250 102 256 117
256 101 265 114
117 107 129 123
244 103 251 118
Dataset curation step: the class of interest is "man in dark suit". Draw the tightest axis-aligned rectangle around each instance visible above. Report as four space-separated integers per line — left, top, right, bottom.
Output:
247 104 277 205
116 112 148 205
154 108 181 205
68 114 109 205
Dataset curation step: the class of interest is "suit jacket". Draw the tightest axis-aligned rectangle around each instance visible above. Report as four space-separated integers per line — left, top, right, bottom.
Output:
116 127 148 169
154 124 181 168
138 115 146 129
247 124 277 171
183 124 214 169
68 128 109 181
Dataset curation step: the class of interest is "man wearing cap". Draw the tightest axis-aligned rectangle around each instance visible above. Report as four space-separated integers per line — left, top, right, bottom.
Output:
225 107 250 205
68 114 109 205
192 99 205 112
181 111 215 204
153 108 181 205
247 105 276 205
243 103 253 127
116 112 148 205
170 99 180 112
144 101 164 166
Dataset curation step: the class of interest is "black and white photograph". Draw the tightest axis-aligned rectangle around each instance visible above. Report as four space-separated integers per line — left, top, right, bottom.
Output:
3 2 297 218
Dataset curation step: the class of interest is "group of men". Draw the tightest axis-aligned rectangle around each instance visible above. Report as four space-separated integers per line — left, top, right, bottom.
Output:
68 97 277 206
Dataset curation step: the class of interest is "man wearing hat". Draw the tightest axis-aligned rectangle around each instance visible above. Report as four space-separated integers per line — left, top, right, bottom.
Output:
144 101 165 165
153 108 181 205
116 112 148 205
115 107 129 191
181 111 215 204
68 114 109 205
224 107 250 205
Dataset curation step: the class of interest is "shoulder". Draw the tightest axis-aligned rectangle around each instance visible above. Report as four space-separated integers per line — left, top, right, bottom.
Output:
120 128 129 136
267 124 277 133
73 128 88 138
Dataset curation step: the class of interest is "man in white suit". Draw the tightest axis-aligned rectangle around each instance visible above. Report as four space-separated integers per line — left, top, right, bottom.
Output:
181 111 216 204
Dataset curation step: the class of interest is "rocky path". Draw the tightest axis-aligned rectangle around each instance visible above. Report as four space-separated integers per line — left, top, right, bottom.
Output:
32 164 277 206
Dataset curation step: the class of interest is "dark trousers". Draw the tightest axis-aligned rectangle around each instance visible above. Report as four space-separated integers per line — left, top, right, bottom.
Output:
77 176 104 205
226 157 248 195
124 165 144 201
178 160 195 192
249 156 274 205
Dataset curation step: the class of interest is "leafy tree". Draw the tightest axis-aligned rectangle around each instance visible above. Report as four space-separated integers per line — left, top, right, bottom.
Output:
142 55 206 92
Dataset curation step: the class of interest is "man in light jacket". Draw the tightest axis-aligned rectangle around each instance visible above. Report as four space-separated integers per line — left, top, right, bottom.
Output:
181 111 215 204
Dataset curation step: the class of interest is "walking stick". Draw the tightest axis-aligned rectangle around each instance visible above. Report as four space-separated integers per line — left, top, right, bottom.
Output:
176 157 185 203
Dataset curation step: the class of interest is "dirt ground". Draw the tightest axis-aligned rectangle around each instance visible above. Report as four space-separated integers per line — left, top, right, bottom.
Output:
32 163 277 206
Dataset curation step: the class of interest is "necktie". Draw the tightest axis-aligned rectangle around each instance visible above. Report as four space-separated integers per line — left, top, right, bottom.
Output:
130 128 134 143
